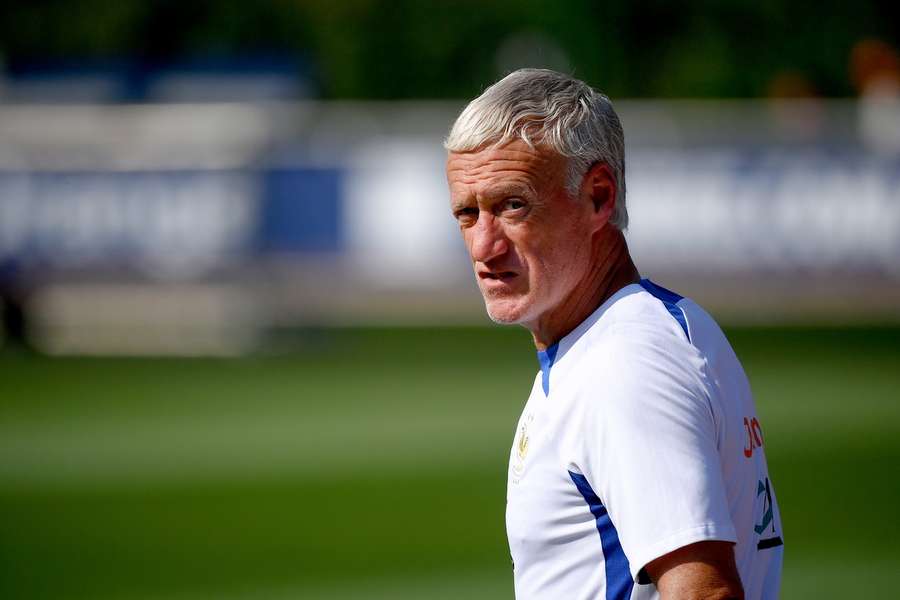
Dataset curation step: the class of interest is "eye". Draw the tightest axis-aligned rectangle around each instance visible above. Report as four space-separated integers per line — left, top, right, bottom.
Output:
501 198 527 213
454 206 479 226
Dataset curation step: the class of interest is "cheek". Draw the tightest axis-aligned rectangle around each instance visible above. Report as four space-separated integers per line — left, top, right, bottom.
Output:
532 233 589 281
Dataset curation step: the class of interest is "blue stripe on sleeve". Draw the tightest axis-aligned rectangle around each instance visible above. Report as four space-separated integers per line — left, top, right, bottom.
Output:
639 278 690 342
569 471 635 600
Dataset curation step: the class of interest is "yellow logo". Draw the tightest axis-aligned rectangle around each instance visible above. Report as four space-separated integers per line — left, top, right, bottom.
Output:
516 423 530 461
512 413 534 481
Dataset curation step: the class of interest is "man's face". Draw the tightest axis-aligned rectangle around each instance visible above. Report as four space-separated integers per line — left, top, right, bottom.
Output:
446 140 596 326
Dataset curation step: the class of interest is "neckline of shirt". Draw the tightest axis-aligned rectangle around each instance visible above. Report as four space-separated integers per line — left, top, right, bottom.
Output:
535 282 645 396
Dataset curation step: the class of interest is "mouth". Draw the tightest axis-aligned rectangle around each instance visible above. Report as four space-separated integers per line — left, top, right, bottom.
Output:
478 270 517 279
478 270 519 284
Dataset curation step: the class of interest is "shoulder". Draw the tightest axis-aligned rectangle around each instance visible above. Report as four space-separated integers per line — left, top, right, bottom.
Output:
578 288 704 376
564 290 714 416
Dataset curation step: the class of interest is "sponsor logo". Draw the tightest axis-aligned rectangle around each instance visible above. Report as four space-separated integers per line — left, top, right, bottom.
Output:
755 476 784 550
754 477 775 534
743 416 764 458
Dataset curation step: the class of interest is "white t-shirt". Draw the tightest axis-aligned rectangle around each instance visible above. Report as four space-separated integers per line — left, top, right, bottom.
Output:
507 279 783 600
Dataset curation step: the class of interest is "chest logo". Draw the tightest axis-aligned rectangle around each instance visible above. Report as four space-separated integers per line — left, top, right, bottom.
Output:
517 423 530 461
512 414 534 480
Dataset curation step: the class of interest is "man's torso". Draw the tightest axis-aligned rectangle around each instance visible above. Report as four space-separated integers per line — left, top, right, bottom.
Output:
506 280 784 600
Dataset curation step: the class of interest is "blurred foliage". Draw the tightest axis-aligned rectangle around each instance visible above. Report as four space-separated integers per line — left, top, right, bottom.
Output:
0 0 898 98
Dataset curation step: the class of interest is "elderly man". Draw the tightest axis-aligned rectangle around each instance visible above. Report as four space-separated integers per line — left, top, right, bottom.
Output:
445 69 783 600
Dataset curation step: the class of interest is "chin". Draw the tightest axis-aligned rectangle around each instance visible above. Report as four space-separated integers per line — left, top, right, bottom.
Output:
483 297 534 325
487 311 520 325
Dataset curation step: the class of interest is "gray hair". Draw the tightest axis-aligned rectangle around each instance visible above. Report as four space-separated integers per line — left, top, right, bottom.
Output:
445 69 627 230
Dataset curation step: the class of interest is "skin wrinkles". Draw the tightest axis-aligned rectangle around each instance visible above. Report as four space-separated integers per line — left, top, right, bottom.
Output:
446 139 640 350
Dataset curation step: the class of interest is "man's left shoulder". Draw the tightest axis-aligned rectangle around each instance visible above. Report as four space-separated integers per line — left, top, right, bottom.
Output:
586 300 698 360
602 283 731 362
571 302 713 399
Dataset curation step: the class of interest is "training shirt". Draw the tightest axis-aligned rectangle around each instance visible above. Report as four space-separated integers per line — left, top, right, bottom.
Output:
506 279 783 600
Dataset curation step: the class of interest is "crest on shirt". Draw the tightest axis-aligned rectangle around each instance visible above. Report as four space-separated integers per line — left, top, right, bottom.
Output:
517 424 529 460
512 413 534 480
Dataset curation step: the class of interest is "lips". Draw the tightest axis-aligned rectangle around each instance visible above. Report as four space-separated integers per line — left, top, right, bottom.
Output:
478 270 518 281
477 269 520 291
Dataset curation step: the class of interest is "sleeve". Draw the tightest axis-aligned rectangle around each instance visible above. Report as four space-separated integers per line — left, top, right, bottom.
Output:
570 331 737 583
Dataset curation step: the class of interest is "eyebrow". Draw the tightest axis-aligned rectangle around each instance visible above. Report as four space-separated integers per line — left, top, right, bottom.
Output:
449 183 532 211
472 183 531 201
482 184 531 199
450 199 473 212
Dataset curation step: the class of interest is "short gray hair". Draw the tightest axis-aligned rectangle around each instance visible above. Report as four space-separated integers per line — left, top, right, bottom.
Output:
445 69 627 230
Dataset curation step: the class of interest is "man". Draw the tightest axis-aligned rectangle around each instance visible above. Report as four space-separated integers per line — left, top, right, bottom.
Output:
444 69 783 600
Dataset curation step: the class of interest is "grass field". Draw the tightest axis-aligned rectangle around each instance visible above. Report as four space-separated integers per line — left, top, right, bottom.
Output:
1 326 898 599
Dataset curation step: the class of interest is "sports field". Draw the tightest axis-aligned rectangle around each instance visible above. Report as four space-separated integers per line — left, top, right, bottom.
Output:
1 326 898 599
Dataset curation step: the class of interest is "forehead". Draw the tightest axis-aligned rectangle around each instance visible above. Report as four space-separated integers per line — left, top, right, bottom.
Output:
446 140 566 198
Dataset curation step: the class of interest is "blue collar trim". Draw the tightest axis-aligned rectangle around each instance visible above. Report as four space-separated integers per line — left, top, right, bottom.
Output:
537 342 559 396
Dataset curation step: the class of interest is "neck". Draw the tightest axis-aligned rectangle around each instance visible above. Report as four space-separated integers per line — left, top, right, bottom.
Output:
529 231 640 351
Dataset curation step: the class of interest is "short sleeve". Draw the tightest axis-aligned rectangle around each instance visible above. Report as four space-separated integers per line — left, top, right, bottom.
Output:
572 330 737 583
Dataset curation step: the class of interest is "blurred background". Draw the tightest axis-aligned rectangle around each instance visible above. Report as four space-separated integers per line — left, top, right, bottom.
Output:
0 1 898 598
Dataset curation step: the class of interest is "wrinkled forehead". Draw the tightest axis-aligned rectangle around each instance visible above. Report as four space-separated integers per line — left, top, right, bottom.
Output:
445 141 567 197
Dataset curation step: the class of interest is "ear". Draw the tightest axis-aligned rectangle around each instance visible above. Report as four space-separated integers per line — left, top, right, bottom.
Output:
580 162 617 232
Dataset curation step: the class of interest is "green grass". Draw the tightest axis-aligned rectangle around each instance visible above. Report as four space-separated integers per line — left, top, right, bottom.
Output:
0 326 898 599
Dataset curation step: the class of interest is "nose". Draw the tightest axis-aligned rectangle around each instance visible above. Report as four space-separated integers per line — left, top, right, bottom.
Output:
468 212 509 264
